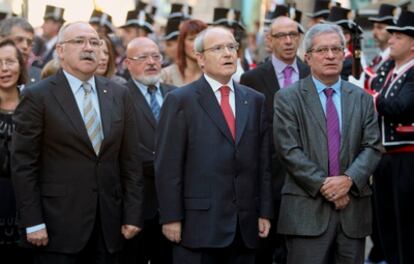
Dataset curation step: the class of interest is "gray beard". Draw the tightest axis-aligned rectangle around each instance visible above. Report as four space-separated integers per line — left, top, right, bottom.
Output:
137 74 161 86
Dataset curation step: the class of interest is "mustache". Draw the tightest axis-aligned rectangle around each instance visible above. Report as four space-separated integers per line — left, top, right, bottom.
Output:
145 66 158 71
80 52 97 61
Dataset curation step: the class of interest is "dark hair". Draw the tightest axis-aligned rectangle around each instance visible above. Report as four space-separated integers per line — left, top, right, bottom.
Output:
0 39 27 85
176 19 207 78
100 36 116 78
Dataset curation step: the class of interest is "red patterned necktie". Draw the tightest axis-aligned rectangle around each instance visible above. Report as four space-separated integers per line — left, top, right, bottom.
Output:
324 88 340 176
220 86 236 140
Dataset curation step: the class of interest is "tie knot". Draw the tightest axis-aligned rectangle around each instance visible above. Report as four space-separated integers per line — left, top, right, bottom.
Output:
147 85 157 95
82 82 92 95
283 66 293 78
220 86 230 96
324 88 334 97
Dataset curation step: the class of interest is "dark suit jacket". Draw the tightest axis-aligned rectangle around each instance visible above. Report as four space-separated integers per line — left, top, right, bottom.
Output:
126 80 175 220
11 70 144 254
155 76 273 249
240 58 310 202
273 76 382 238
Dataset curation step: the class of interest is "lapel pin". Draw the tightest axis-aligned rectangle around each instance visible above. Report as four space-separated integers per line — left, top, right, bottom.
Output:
243 100 248 105
103 89 107 93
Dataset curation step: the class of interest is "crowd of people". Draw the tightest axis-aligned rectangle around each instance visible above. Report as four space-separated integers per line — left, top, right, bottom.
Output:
0 1 413 264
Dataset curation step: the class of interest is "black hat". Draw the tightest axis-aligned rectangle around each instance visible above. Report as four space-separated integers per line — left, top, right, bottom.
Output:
386 10 414 38
288 6 305 33
0 11 16 21
136 1 157 16
43 5 65 22
120 10 154 33
169 3 192 19
212 8 245 31
307 1 340 19
163 18 182 41
368 4 398 26
325 6 362 34
89 10 115 33
264 5 289 26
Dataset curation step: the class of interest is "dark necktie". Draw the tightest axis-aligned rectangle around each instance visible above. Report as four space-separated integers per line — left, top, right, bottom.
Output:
219 86 236 140
324 88 340 176
147 85 161 121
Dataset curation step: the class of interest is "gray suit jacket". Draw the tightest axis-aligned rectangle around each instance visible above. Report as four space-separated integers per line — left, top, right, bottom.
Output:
273 76 382 238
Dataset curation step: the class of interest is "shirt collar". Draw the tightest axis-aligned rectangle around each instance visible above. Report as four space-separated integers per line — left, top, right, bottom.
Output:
380 47 390 60
63 70 96 95
204 73 235 93
312 75 341 95
271 55 298 74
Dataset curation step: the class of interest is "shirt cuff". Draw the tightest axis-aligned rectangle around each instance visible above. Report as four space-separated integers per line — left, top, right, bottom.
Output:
26 223 46 234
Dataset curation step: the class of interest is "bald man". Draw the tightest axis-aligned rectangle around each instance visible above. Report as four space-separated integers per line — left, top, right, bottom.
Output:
12 22 143 264
240 16 310 264
122 37 175 264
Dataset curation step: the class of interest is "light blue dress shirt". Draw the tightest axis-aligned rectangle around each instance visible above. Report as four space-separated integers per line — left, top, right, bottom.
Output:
312 76 342 131
271 55 299 88
133 79 163 107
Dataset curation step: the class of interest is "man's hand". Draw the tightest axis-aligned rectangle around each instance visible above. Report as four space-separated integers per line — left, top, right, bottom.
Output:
320 175 353 202
121 224 141 239
27 228 49 246
162 221 181 243
258 218 271 238
333 194 350 210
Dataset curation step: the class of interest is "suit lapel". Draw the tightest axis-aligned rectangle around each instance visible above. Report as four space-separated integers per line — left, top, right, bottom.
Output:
339 83 354 152
95 77 112 143
301 76 327 136
234 83 248 146
50 71 91 143
197 77 234 145
297 58 310 79
262 61 280 95
127 80 157 129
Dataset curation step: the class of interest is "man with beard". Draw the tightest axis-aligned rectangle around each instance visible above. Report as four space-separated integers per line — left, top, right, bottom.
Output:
11 22 144 264
155 27 272 264
122 37 175 264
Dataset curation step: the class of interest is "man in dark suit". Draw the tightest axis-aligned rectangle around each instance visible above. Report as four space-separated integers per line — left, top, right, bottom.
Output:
155 27 273 264
240 15 309 264
273 23 382 264
122 37 175 264
11 22 144 264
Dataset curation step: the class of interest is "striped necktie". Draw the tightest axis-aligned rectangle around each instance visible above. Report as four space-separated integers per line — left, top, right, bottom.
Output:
147 85 161 121
82 82 103 155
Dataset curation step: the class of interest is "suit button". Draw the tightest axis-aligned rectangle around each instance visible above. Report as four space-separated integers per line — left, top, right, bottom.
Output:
390 123 394 126
390 136 395 140
152 151 155 155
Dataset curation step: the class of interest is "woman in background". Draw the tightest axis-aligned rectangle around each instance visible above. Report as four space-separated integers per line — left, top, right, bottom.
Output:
96 36 126 85
0 40 32 262
161 19 207 86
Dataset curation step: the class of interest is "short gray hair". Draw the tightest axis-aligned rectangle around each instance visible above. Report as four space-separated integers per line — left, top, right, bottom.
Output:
303 23 346 53
0 17 34 38
57 21 93 43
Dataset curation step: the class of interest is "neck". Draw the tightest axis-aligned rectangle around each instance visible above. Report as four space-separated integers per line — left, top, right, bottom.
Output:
0 86 19 110
273 54 294 65
395 54 414 70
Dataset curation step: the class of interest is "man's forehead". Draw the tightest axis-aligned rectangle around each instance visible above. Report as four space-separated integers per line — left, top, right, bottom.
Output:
64 24 98 38
313 32 341 44
205 29 234 44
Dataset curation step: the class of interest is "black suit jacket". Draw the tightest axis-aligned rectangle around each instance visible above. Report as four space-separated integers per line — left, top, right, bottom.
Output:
125 80 175 220
11 70 144 254
155 76 273 249
240 58 310 202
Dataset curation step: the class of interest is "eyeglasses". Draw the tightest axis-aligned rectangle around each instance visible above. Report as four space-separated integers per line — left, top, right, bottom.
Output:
0 58 18 68
271 32 299 40
202 43 239 54
59 38 103 48
11 36 33 47
308 46 344 55
128 53 163 63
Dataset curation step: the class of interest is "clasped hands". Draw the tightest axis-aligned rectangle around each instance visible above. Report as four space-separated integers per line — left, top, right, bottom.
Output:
320 175 353 210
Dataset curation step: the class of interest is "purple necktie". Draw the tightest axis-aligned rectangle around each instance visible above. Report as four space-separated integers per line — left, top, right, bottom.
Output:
283 66 294 88
324 88 341 176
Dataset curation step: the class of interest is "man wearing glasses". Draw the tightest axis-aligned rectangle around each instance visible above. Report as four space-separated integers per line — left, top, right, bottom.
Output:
240 15 309 264
122 37 175 264
273 23 382 264
155 26 272 264
12 22 144 263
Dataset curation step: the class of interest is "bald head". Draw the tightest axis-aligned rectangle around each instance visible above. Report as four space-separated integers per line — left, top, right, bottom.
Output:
125 37 162 85
270 16 298 35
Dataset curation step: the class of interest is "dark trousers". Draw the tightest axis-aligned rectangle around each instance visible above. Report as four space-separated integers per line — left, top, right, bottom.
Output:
121 214 172 264
285 210 365 264
374 153 414 264
173 225 255 264
34 215 119 264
